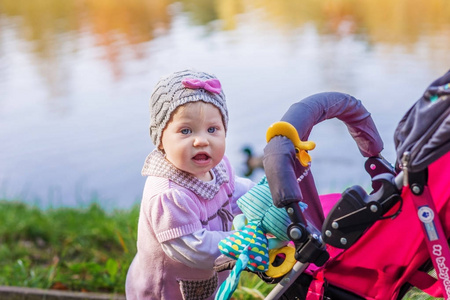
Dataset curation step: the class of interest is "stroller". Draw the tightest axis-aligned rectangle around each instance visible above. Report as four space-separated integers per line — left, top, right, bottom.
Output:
257 69 450 300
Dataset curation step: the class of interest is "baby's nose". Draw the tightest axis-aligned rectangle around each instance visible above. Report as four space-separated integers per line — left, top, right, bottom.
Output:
193 135 209 147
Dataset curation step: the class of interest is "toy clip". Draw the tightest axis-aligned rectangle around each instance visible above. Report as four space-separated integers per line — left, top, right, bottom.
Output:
266 121 315 167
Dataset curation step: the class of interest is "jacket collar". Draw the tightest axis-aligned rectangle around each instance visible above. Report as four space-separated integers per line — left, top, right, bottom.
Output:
141 149 229 200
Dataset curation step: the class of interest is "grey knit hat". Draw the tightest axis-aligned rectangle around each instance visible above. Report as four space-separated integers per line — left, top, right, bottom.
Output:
149 69 228 148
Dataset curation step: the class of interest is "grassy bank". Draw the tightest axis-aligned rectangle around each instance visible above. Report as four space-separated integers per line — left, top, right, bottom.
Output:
0 199 271 298
0 200 434 299
0 200 139 294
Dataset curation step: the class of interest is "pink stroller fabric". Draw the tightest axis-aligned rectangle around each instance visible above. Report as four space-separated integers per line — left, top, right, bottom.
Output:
318 151 450 299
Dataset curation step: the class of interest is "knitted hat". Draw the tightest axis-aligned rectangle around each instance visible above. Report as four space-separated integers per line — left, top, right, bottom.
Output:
149 69 228 148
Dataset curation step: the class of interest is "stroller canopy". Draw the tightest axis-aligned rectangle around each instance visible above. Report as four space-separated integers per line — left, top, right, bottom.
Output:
394 70 450 173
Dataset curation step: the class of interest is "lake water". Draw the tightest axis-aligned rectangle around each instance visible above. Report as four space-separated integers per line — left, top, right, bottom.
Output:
1 0 449 208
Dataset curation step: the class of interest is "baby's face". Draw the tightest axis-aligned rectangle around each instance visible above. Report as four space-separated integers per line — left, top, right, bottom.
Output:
160 101 226 181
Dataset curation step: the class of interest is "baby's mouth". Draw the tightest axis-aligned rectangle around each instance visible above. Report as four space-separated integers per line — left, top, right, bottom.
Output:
193 153 210 161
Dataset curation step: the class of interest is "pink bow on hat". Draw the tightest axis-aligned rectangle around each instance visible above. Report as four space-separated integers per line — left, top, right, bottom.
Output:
182 78 222 94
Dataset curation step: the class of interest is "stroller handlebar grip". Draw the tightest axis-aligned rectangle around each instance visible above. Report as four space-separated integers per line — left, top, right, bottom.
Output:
279 92 384 157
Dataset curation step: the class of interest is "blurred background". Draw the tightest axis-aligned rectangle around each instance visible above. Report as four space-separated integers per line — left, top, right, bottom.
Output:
0 0 449 209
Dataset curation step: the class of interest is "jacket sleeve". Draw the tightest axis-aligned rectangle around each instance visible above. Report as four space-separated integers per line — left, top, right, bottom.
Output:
161 229 232 269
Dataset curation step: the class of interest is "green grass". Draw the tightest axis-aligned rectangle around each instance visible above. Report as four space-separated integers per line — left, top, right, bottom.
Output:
0 199 139 293
0 199 438 299
233 273 273 299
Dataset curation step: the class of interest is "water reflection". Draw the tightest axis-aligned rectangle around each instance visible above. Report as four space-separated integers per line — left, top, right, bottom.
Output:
1 0 449 90
0 0 449 208
1 0 171 88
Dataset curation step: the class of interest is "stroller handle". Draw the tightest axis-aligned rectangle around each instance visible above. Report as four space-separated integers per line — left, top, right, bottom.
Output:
261 92 386 297
279 92 384 157
263 92 384 220
262 92 385 267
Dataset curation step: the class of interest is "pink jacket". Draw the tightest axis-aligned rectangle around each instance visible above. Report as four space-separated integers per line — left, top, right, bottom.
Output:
126 150 250 299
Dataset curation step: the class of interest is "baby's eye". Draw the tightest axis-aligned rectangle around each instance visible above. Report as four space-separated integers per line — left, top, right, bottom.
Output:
181 128 192 134
208 127 216 133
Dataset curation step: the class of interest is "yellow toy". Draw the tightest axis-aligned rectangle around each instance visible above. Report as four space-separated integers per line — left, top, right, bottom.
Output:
266 121 316 167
